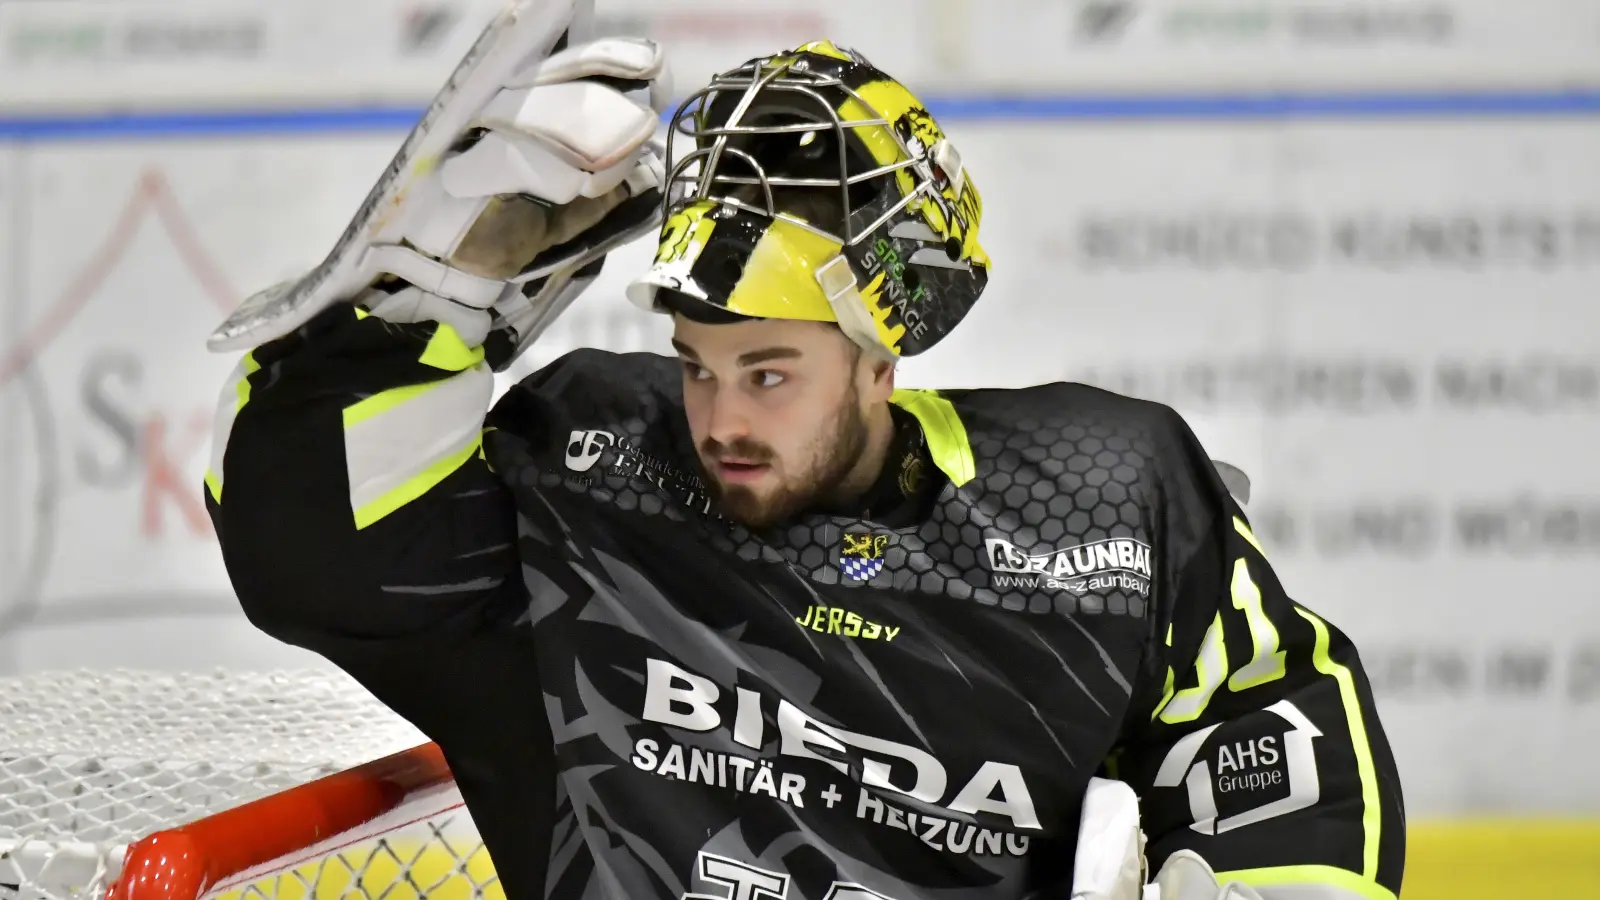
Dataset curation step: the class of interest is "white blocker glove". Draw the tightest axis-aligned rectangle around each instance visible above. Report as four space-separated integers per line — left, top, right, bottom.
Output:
1072 778 1150 900
1150 852 1265 900
208 0 670 370
1070 778 1265 900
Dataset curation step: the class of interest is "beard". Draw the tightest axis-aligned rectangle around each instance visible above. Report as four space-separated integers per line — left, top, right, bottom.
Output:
697 383 870 530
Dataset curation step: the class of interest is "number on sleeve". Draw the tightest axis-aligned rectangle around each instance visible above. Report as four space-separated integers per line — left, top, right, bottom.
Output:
1154 533 1286 724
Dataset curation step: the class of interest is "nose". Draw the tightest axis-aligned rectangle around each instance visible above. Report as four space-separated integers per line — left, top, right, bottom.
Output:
704 383 752 448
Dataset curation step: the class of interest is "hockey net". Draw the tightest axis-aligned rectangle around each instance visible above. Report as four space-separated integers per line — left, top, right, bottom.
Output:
0 669 499 900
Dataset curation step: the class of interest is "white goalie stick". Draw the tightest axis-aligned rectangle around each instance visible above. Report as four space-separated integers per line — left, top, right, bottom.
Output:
207 0 596 353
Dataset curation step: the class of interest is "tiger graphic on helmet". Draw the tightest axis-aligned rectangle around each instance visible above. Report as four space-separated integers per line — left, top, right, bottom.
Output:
890 105 985 268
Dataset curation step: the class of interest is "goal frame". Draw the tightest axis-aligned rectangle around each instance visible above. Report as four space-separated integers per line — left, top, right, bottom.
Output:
105 744 454 900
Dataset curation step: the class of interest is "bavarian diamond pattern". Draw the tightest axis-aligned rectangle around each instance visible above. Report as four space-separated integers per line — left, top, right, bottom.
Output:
839 556 886 581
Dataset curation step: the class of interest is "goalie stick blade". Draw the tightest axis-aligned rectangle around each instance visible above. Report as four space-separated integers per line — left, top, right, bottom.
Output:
206 0 595 353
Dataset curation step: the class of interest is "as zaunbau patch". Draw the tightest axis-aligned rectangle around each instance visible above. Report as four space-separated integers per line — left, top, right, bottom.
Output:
984 536 1153 596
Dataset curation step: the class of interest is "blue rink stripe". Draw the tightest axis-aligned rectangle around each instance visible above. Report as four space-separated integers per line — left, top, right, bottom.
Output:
3 88 1600 139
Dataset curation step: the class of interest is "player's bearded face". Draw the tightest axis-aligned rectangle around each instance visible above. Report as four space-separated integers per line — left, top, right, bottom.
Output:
675 317 877 529
699 379 869 529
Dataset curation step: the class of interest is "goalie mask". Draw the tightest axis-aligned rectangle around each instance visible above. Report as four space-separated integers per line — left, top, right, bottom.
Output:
625 40 990 359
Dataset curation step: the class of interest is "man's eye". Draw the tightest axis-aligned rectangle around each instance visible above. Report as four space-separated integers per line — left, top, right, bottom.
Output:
682 362 710 381
753 370 785 388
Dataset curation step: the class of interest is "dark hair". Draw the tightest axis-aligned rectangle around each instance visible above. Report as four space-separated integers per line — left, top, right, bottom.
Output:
719 115 859 235
729 182 847 236
663 286 862 365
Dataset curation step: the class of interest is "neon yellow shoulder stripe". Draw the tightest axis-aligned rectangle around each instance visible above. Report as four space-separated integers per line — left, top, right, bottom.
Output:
236 351 261 413
419 322 485 372
1295 606 1384 879
1214 865 1396 900
342 380 446 430
890 389 975 487
352 434 483 530
205 350 262 505
1233 515 1266 555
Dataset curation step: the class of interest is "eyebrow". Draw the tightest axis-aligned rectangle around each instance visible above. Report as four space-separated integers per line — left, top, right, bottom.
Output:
670 340 803 367
737 346 802 366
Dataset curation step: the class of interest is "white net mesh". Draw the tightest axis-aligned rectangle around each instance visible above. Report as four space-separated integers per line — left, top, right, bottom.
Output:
0 669 494 900
203 782 495 900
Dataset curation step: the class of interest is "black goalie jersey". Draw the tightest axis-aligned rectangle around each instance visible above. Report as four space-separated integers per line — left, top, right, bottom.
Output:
205 308 1405 900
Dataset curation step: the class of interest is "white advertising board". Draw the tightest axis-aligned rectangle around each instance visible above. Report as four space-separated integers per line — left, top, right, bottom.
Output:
2 116 1598 813
959 0 1600 90
0 140 403 673
0 0 939 111
4 0 1600 111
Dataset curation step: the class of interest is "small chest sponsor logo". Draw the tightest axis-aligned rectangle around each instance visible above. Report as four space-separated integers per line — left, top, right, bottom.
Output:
795 604 900 641
562 428 715 516
565 429 616 473
985 536 1153 595
1152 699 1323 835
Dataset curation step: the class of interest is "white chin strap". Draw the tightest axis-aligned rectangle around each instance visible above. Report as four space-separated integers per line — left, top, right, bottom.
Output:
814 254 893 358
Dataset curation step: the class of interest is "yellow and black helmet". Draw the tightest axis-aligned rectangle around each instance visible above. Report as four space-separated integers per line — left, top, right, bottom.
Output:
625 40 990 359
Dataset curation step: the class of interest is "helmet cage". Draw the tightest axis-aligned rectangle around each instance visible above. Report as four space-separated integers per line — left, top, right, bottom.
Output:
661 55 939 249
629 45 988 360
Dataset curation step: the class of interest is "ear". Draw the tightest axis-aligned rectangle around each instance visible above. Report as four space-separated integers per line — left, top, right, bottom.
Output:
860 356 896 404
876 359 896 390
